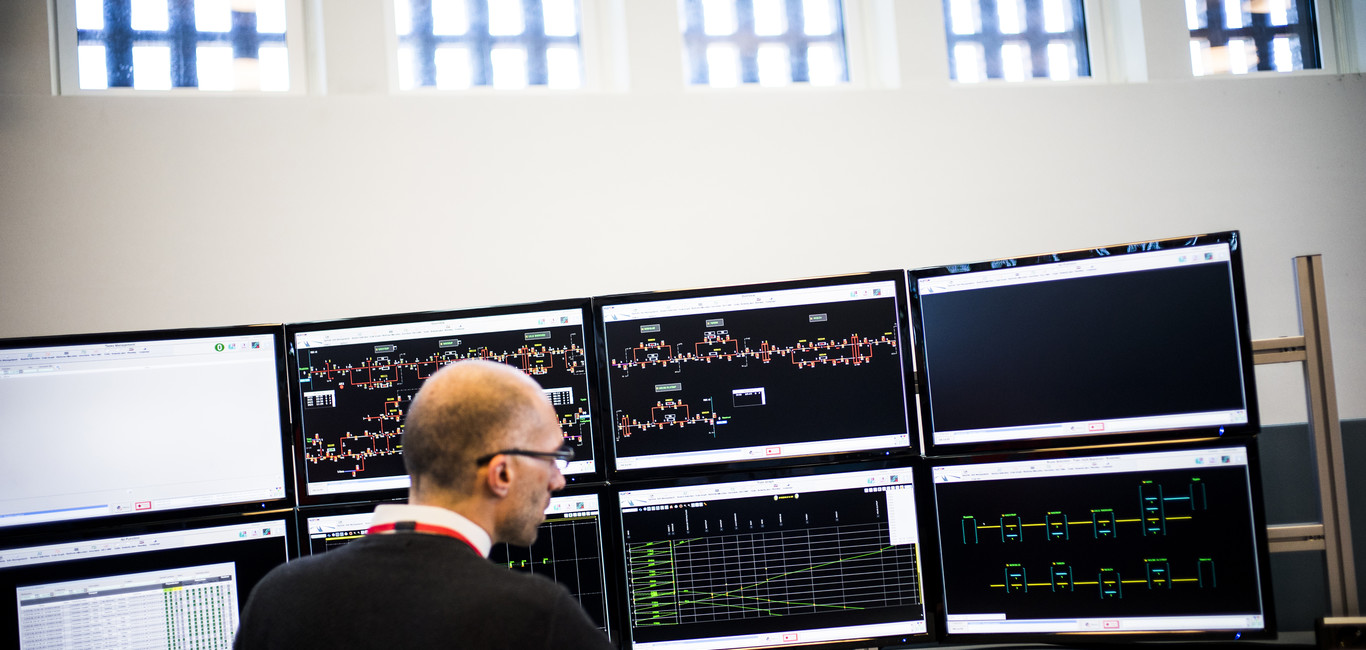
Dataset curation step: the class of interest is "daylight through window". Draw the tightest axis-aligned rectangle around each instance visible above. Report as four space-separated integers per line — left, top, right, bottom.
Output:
1187 0 1319 76
679 0 850 87
942 0 1089 82
74 0 290 91
395 0 585 90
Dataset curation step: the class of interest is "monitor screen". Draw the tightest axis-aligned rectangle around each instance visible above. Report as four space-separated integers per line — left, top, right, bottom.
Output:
0 325 292 529
0 514 293 649
299 500 404 555
910 232 1256 454
287 299 600 502
300 493 614 639
929 442 1272 640
617 466 930 650
597 272 913 475
490 492 613 638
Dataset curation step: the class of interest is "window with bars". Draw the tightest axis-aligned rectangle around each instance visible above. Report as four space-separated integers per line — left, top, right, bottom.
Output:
394 0 585 90
679 0 849 87
1187 0 1319 75
942 0 1090 82
69 0 292 91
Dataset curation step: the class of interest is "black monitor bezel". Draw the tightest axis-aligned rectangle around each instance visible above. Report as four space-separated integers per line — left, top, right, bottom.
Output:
0 323 296 536
285 297 606 506
592 270 918 483
908 231 1259 457
610 459 937 650
922 437 1277 644
0 508 299 648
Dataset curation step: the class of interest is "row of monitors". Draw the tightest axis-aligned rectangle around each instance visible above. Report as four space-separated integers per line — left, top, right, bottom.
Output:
0 231 1258 531
0 440 1276 648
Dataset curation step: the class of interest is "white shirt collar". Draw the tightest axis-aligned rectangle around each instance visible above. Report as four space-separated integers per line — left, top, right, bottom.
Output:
369 503 493 558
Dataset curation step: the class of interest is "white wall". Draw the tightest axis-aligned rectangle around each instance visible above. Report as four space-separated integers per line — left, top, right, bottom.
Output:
1 1 1363 425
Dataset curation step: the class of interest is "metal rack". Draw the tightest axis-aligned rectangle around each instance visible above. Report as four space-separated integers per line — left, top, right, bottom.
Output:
1253 255 1357 616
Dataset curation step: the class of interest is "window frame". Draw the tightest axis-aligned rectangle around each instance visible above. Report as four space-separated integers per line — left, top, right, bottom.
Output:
51 0 310 95
1096 0 1350 83
940 0 1107 85
384 0 616 93
1186 0 1324 76
678 0 851 87
672 0 900 92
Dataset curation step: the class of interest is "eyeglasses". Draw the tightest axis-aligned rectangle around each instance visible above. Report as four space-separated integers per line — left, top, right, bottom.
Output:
475 443 575 470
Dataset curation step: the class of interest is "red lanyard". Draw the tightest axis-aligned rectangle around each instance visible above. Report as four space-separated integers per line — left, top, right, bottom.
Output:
366 521 477 554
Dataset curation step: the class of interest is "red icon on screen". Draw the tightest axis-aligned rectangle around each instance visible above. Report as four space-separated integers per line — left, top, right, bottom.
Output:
1088 423 1105 432
135 501 152 511
765 447 781 456
782 633 799 642
1103 620 1120 629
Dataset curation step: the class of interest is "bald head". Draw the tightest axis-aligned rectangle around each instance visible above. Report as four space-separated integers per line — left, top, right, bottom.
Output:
402 359 551 497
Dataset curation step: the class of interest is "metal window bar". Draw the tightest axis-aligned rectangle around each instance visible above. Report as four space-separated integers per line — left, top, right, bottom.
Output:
943 0 1090 80
1254 255 1357 616
1190 0 1320 71
680 0 849 85
78 0 284 88
402 0 581 87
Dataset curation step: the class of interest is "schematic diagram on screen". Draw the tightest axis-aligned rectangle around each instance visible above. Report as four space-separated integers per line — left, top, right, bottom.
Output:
295 325 593 486
933 464 1264 619
604 295 908 460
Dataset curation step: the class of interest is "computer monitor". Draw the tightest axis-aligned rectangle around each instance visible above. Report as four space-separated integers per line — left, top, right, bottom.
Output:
298 491 615 639
287 299 601 503
0 325 292 530
929 441 1273 640
490 490 614 639
909 231 1257 454
0 512 294 649
617 465 931 650
596 271 914 476
298 500 404 555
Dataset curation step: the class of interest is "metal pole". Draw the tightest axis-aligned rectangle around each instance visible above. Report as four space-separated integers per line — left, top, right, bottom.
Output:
1296 254 1357 616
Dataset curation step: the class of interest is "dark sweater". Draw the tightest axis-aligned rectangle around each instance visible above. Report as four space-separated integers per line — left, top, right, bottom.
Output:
233 533 614 649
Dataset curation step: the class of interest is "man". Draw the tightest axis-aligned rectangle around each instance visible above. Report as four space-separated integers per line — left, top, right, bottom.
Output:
234 359 613 649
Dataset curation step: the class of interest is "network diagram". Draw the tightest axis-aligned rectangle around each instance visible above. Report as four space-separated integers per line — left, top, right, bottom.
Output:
296 326 591 483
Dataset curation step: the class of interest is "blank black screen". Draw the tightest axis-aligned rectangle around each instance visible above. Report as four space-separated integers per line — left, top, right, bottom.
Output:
919 263 1246 435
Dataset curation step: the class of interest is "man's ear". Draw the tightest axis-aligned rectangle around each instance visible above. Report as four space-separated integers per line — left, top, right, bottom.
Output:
484 456 513 498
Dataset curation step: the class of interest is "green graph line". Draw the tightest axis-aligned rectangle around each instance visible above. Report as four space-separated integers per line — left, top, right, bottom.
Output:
631 538 701 550
630 539 898 623
692 544 896 603
628 538 685 625
676 590 865 614
675 600 777 615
